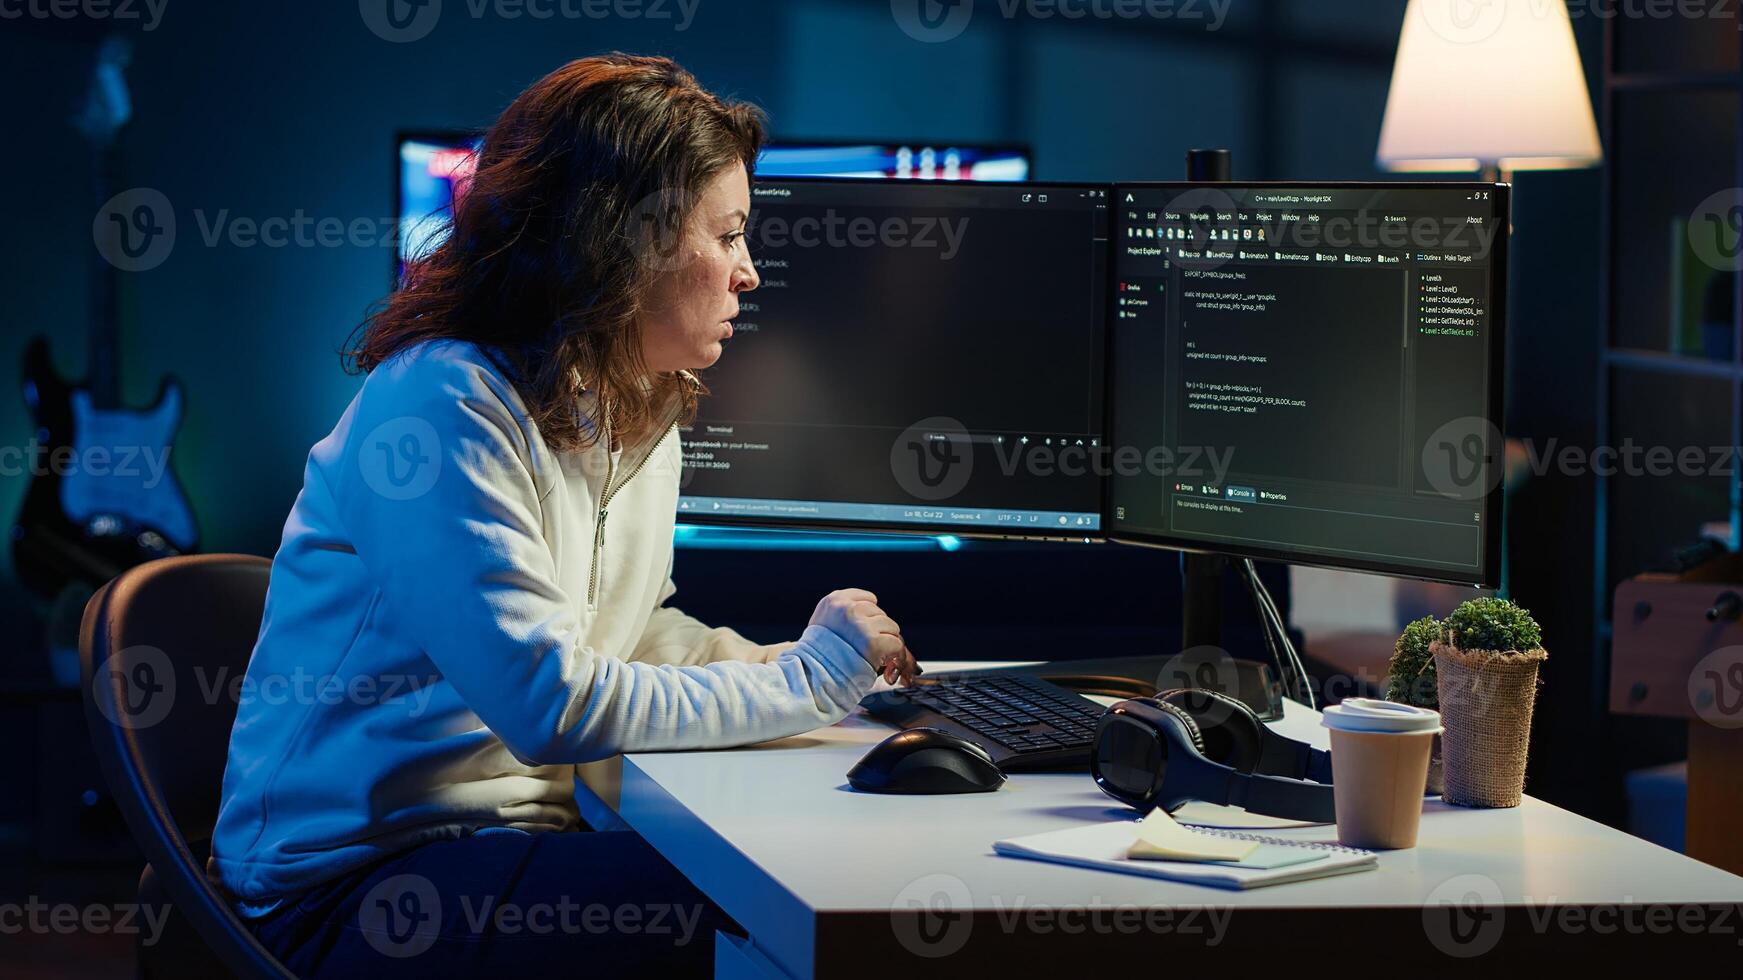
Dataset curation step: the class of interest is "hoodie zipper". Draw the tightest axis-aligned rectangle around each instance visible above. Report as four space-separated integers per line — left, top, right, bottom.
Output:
586 417 679 610
584 374 697 610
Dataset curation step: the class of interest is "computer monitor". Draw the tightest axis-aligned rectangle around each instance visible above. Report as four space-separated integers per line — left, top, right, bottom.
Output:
394 133 1032 280
396 130 481 276
1104 182 1509 586
677 177 1110 538
755 141 1031 181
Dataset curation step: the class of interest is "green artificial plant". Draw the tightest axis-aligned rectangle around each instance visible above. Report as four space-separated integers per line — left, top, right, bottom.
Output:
1387 615 1442 709
1442 596 1543 653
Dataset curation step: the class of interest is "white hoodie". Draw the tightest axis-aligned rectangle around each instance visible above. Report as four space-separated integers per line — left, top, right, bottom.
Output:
209 339 875 904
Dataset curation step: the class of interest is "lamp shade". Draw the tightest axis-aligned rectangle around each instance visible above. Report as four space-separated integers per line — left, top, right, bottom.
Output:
1377 0 1602 173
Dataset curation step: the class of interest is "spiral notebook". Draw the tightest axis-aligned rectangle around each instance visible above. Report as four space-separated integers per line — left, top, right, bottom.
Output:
993 820 1377 890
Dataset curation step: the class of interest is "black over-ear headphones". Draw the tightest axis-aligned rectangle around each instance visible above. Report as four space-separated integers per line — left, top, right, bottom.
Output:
1158 688 1335 784
1089 689 1336 822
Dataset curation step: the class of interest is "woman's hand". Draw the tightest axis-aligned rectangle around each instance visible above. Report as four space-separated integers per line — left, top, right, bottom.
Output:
808 589 918 686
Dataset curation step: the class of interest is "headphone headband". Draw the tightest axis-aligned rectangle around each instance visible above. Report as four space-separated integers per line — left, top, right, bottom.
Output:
1157 688 1334 784
1091 697 1336 823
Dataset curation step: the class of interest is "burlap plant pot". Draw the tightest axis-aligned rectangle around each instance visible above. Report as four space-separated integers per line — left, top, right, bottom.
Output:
1431 641 1548 808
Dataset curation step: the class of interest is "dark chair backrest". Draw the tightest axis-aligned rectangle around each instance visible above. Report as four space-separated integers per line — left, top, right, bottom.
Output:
81 553 297 980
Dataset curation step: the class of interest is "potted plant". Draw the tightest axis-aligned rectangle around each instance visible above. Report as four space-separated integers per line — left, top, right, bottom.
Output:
1432 597 1547 808
1386 615 1445 795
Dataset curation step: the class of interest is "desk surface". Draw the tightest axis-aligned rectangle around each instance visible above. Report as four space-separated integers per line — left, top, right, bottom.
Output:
618 663 1743 978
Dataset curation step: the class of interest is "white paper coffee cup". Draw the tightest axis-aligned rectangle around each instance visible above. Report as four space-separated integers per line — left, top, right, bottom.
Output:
1321 699 1441 849
1321 698 1443 735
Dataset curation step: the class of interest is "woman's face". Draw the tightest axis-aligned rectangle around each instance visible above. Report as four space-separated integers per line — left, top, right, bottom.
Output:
640 161 759 373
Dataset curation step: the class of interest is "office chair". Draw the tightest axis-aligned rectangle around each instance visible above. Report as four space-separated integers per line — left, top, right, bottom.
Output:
80 553 297 980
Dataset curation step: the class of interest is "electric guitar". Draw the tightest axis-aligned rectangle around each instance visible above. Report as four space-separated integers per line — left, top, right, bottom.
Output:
11 37 198 601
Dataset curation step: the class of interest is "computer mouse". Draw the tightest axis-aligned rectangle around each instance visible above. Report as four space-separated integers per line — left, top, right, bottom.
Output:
847 728 1007 794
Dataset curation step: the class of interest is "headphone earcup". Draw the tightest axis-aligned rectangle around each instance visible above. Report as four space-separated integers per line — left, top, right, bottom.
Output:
1151 700 1206 755
1159 688 1264 773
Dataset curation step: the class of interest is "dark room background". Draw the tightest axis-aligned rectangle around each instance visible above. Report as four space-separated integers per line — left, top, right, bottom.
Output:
2 0 1615 824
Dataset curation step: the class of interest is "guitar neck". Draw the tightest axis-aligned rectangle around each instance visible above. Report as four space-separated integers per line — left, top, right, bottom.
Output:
89 141 121 410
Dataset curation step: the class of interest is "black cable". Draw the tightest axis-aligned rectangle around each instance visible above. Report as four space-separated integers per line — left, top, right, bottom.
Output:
1266 576 1315 709
1242 559 1316 709
1260 573 1315 709
1239 558 1295 703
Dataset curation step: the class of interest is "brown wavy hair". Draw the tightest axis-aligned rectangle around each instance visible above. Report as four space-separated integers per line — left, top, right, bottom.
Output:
346 54 766 450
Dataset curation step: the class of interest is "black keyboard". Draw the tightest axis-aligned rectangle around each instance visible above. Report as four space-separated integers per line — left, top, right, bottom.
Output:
858 674 1107 773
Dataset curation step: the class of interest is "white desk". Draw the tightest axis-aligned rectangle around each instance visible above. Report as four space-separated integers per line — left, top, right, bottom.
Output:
615 663 1743 978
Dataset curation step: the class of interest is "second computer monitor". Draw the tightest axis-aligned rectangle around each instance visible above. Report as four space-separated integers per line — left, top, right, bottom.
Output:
395 134 1032 280
678 178 1109 538
1106 182 1508 586
755 141 1031 181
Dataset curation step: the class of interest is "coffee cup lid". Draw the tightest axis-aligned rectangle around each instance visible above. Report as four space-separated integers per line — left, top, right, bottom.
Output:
1321 697 1441 734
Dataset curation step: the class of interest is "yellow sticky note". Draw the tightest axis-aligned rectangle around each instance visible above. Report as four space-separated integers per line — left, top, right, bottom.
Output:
1126 807 1259 863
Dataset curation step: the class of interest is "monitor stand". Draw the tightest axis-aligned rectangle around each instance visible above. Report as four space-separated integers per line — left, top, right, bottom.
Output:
1180 552 1228 652
1178 147 1238 661
1171 149 1298 712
